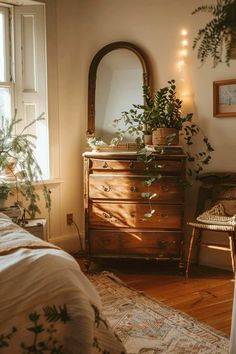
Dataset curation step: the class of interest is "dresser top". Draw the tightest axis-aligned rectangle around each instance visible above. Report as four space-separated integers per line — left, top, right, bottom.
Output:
83 146 186 159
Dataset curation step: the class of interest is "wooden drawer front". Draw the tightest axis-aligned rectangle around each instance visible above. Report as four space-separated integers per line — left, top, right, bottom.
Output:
89 158 183 174
89 175 184 202
89 230 181 257
89 203 182 229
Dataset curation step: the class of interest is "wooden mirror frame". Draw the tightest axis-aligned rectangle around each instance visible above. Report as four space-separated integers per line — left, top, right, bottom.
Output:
87 41 152 135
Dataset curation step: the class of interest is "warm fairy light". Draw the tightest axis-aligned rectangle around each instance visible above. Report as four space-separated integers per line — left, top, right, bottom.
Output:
181 39 188 46
181 29 188 36
180 49 188 57
177 28 191 100
178 60 184 67
180 92 189 97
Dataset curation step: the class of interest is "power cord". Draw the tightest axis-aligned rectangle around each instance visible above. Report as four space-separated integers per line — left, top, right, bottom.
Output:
70 219 84 255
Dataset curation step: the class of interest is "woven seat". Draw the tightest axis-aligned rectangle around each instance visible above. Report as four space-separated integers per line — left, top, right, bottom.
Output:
187 221 235 232
185 173 236 278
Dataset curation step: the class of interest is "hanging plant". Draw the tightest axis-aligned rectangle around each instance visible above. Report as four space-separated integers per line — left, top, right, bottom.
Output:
192 0 236 66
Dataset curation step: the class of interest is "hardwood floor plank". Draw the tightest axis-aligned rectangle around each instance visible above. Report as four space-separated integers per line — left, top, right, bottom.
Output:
78 258 234 335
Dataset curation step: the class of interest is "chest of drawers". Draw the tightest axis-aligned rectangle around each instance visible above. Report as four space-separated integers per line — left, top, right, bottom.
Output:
83 148 186 268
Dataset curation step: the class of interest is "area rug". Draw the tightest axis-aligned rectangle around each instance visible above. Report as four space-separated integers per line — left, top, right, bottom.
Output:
88 271 229 354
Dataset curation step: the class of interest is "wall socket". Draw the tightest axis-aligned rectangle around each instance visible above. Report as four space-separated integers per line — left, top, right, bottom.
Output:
66 213 73 225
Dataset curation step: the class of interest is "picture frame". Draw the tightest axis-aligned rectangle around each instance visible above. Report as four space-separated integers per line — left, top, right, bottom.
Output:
213 79 236 118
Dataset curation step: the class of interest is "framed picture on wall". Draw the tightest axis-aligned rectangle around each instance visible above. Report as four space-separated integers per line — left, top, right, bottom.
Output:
213 79 236 117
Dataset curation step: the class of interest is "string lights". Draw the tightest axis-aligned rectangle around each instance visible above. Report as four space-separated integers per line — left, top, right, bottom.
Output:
177 28 190 100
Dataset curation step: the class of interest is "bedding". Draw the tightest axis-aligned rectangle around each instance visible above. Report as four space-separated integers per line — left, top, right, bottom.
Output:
0 213 126 353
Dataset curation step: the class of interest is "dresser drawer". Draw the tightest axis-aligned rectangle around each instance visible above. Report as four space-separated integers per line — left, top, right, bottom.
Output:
89 158 184 174
88 203 183 229
88 229 181 257
89 175 184 202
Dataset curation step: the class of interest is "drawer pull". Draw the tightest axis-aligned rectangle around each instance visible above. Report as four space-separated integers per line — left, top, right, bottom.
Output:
130 212 136 218
157 164 166 169
103 212 112 219
130 186 137 192
102 185 111 192
102 161 109 168
157 240 167 249
161 213 169 219
161 186 169 192
129 161 135 169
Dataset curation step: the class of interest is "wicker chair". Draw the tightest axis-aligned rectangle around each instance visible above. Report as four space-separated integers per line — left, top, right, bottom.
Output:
185 173 236 278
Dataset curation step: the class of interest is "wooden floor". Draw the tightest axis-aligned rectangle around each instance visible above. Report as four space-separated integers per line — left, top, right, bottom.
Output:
79 258 235 336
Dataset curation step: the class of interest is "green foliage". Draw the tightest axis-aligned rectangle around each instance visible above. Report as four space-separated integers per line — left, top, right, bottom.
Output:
112 80 214 183
112 80 193 145
192 0 236 66
87 136 107 149
0 111 51 218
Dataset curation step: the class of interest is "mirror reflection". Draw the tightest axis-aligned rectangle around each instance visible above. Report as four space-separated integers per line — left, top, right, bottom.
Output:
95 49 143 142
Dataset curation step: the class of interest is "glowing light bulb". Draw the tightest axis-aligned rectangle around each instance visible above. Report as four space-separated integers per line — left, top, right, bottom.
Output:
180 49 188 57
181 39 188 46
181 29 188 36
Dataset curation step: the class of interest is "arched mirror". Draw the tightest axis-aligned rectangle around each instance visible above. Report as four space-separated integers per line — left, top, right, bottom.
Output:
87 42 151 142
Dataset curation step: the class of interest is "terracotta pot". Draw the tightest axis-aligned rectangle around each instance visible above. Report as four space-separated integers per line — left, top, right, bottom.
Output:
152 128 179 146
143 134 152 145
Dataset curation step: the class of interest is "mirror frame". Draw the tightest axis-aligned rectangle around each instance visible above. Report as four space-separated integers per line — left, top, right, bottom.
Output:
87 41 152 135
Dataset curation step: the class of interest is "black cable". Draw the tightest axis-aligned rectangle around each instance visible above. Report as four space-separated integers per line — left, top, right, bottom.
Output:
71 220 84 252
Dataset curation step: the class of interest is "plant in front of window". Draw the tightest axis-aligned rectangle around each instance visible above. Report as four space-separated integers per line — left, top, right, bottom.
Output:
192 0 236 66
0 111 51 218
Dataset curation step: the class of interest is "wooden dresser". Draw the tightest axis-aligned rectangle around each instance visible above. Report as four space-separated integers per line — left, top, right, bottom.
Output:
83 148 186 268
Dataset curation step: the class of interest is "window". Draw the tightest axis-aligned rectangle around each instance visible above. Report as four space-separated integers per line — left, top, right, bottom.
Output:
0 2 49 179
0 6 12 119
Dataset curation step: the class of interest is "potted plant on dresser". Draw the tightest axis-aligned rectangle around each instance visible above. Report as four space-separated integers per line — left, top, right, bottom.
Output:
112 79 214 183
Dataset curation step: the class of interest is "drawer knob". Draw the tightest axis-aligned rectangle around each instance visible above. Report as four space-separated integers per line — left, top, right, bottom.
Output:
129 161 135 169
103 212 112 219
161 185 169 192
161 213 169 219
157 240 167 249
130 185 137 192
102 161 108 168
157 164 166 169
102 185 111 192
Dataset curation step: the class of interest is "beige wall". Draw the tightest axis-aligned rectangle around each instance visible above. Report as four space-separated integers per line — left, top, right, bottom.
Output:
45 0 236 268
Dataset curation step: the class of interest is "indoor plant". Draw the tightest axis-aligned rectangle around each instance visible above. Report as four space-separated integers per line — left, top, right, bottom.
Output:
192 0 236 66
112 80 214 221
112 79 214 182
0 112 51 218
113 80 193 146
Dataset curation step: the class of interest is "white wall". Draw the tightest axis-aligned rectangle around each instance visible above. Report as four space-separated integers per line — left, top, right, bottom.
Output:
45 0 236 268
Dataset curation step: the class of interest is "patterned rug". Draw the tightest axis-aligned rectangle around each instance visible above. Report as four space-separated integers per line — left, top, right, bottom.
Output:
88 272 229 354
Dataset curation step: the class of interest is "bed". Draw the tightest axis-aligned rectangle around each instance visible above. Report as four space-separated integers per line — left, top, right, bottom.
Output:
0 213 126 353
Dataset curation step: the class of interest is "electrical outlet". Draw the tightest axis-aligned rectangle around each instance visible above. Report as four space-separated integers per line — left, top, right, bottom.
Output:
66 213 73 225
